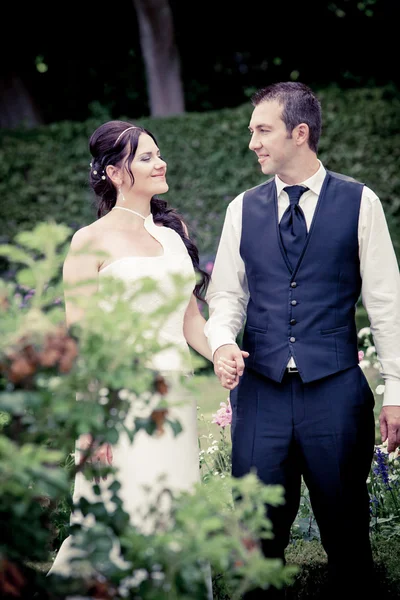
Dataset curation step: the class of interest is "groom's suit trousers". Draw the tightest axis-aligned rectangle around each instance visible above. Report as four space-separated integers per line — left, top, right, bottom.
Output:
231 364 375 598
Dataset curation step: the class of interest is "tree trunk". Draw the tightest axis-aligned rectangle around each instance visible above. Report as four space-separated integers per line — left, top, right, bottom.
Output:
133 0 185 116
0 73 44 129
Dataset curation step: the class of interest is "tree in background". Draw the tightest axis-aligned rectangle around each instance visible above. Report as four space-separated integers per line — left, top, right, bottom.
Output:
133 0 185 116
0 0 399 128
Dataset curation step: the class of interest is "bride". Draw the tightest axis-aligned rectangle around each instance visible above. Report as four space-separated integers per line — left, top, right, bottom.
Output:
47 120 243 587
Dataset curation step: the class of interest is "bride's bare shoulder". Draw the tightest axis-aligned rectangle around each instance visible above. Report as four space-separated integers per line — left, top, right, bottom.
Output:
69 216 109 250
69 223 98 250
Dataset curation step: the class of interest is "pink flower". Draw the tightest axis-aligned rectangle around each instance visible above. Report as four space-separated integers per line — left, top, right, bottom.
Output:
205 261 214 274
212 397 232 428
358 350 364 361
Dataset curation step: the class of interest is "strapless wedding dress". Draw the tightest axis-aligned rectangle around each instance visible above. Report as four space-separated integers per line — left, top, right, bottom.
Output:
48 213 211 596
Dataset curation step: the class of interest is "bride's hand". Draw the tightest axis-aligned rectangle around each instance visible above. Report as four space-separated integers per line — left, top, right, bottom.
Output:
217 351 249 389
217 353 247 382
78 434 113 482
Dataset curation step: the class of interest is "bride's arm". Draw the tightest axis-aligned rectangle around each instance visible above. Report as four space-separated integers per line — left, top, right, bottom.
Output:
63 227 112 475
183 295 239 382
180 219 237 377
183 294 213 361
63 226 99 328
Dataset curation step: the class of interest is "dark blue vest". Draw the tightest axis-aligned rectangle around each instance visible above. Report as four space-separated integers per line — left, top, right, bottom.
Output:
240 171 363 383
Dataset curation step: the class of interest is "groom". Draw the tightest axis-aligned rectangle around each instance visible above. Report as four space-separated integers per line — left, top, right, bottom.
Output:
204 81 400 598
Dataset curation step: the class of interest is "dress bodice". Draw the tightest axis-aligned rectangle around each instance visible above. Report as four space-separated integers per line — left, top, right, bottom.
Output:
98 213 196 374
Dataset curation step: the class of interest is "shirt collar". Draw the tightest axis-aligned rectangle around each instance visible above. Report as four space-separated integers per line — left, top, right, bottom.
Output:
275 160 326 197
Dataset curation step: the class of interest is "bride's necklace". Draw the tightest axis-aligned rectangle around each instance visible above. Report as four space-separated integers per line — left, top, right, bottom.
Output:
112 206 149 220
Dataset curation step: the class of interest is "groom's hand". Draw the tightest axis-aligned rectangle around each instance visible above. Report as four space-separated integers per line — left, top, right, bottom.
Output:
213 344 249 390
379 406 400 453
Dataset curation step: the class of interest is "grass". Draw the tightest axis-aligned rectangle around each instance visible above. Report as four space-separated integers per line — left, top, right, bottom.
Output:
190 370 231 439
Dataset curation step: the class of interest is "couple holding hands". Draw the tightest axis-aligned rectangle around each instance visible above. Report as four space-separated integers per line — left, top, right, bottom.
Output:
49 81 400 599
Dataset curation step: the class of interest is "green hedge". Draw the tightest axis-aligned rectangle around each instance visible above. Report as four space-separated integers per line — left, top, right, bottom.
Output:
1 86 399 270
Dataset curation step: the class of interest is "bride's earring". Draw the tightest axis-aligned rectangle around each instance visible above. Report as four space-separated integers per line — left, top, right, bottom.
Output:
118 186 126 203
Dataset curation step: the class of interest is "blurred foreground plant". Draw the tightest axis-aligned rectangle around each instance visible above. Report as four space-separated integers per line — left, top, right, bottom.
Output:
0 222 295 599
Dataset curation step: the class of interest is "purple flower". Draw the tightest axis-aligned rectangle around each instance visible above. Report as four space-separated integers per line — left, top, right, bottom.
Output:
373 447 390 488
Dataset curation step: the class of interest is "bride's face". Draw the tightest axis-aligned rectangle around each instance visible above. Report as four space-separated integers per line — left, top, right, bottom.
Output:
128 133 169 195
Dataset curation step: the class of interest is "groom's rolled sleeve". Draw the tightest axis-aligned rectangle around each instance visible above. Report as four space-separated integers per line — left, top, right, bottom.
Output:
204 195 249 357
380 374 400 406
359 189 400 407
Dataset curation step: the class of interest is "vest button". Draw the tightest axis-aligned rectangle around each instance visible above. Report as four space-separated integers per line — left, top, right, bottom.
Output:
291 300 297 306
290 319 297 325
291 282 297 288
290 336 296 343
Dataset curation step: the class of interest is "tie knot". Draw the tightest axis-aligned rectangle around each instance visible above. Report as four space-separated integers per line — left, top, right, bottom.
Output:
284 185 308 205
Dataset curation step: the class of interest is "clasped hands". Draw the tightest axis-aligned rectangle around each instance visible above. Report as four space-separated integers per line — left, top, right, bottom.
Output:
214 344 249 390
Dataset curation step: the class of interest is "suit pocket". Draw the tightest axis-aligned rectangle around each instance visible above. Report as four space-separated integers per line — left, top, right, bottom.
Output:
320 324 349 336
246 324 269 334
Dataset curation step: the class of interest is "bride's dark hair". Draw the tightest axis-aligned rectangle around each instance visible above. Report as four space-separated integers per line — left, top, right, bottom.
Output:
89 120 210 300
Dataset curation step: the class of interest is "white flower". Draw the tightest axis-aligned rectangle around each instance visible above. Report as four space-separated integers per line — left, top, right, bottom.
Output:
366 346 376 357
46 376 61 389
119 568 148 591
375 384 385 395
118 389 130 400
358 327 371 338
389 447 400 461
359 359 370 370
99 387 109 396
168 541 182 552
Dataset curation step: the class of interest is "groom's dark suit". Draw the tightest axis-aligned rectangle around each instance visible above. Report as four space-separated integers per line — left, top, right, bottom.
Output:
230 171 375 597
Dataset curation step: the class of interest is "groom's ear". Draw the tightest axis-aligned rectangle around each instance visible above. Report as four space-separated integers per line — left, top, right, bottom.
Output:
294 123 309 147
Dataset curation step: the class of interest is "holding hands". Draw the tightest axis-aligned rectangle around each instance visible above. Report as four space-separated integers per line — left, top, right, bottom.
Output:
214 344 249 390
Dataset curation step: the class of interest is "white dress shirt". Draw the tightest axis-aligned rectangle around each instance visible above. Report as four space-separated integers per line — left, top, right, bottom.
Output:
204 162 400 407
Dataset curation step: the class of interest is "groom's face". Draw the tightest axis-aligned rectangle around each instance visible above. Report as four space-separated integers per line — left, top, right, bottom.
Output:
248 100 296 176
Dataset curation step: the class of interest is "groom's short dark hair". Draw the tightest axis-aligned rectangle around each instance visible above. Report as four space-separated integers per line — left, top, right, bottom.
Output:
251 82 322 153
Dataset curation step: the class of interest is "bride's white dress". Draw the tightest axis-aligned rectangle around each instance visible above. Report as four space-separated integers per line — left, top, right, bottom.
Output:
48 213 211 594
